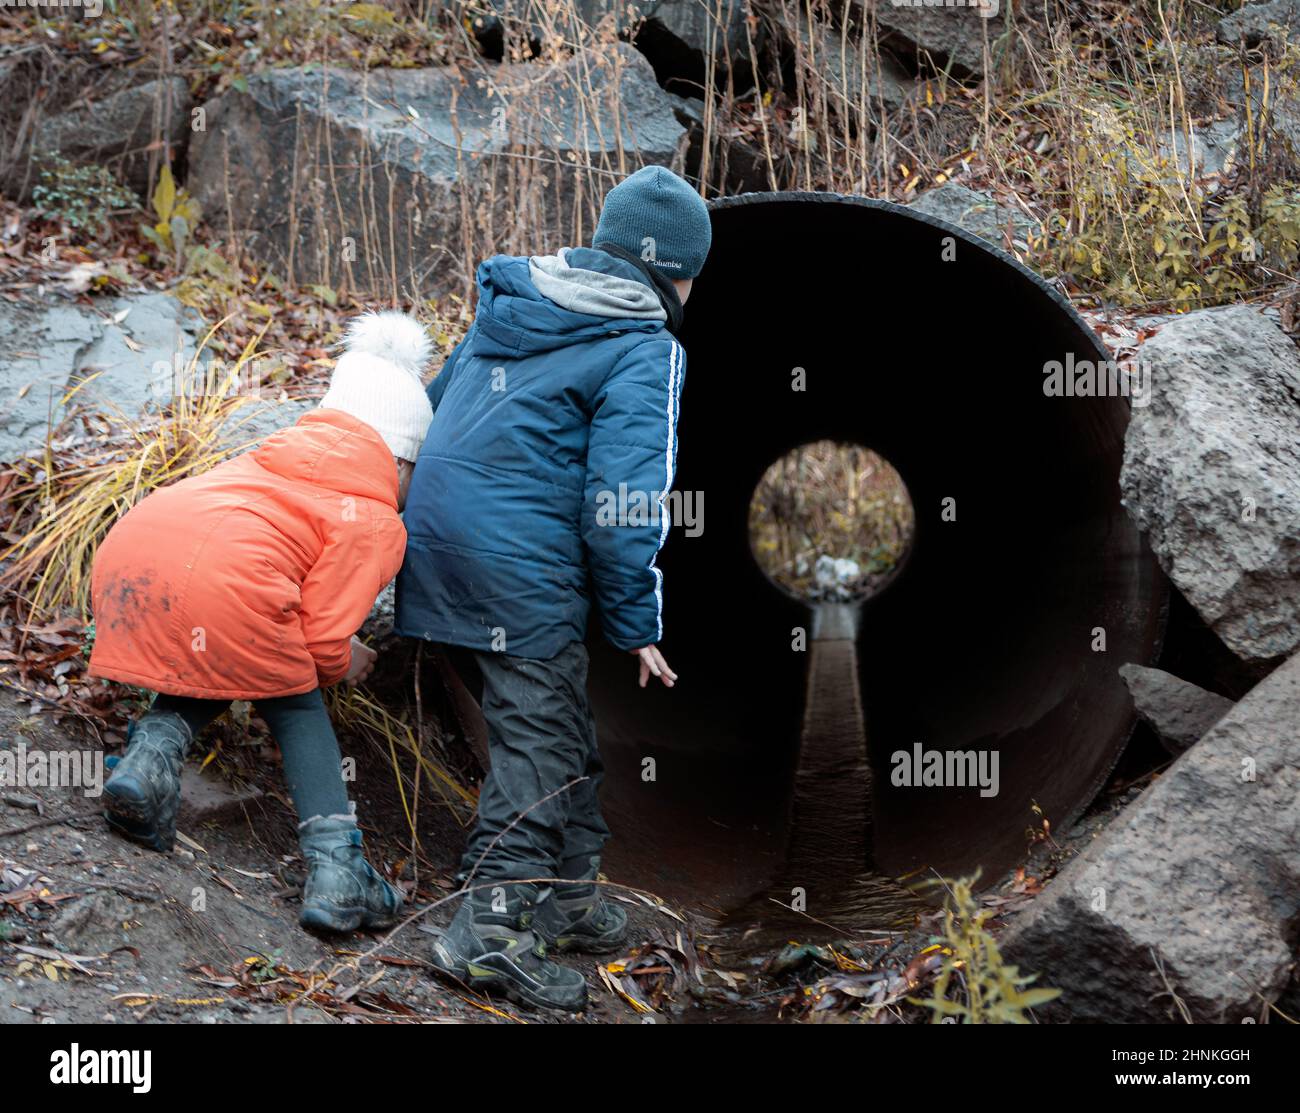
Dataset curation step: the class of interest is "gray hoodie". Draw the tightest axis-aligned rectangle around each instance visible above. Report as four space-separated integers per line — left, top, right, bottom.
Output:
528 246 667 322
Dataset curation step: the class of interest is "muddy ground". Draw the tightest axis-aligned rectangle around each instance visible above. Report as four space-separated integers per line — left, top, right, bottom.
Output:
0 684 1153 1025
0 686 704 1024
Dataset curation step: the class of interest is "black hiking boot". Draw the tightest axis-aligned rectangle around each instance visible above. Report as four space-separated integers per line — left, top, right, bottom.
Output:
429 883 588 1012
298 815 403 934
103 711 191 853
533 854 628 955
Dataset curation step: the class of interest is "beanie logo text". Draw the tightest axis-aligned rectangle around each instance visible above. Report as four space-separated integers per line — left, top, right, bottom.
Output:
641 236 683 270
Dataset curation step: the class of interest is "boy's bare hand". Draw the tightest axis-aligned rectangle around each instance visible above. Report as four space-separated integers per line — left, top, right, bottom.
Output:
345 636 378 685
631 645 677 689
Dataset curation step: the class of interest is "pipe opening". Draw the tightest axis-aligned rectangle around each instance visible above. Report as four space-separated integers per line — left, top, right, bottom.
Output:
589 193 1165 937
748 440 915 605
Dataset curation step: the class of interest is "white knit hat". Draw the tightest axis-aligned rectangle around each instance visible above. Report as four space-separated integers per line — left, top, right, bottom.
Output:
319 311 434 461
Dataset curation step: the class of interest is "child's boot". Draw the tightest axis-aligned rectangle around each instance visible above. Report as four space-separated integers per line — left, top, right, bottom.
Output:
298 815 403 934
103 711 192 853
533 854 628 954
430 882 588 1012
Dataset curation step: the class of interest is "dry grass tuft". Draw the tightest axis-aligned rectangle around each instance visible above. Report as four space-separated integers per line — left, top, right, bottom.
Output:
0 323 267 622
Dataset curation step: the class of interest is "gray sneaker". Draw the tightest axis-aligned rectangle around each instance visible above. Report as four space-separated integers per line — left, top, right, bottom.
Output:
430 882 588 1012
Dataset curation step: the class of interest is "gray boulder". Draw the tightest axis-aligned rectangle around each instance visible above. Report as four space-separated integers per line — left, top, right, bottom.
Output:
32 77 191 196
0 293 285 465
1185 118 1243 178
0 294 202 462
1217 0 1300 46
476 0 752 80
72 293 206 414
905 182 1036 253
1002 651 1300 1022
1119 663 1235 755
1120 306 1300 662
874 1 996 78
1138 118 1243 180
665 92 704 128
800 23 916 121
187 47 684 295
652 0 750 57
0 301 103 462
1217 64 1300 167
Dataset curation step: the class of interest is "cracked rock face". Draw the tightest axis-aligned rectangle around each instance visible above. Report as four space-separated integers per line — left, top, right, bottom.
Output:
874 1 996 78
187 45 684 294
1217 0 1300 46
0 293 320 465
799 22 917 121
0 303 102 462
1120 305 1300 662
0 294 204 463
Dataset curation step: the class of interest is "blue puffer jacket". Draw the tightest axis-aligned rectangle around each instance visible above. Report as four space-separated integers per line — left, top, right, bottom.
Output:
395 247 685 659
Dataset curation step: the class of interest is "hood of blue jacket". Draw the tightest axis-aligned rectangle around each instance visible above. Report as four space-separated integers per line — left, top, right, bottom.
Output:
471 248 667 361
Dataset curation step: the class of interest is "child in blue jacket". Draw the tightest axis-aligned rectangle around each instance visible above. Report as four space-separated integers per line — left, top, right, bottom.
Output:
396 165 710 1010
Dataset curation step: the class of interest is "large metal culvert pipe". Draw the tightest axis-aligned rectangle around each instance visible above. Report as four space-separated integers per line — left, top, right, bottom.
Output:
577 193 1166 922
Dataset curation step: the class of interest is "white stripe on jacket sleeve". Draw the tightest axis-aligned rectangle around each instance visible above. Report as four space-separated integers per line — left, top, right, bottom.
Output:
649 339 683 642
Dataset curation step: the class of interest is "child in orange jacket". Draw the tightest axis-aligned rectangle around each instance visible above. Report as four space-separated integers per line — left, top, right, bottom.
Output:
89 311 432 934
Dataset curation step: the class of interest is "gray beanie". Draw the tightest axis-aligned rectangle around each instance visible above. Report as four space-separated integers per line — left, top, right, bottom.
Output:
593 165 712 279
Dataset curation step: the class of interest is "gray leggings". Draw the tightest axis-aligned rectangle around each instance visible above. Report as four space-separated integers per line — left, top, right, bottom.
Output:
143 689 350 823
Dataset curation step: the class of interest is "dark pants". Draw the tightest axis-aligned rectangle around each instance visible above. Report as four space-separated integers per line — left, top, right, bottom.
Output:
446 642 610 883
143 689 350 822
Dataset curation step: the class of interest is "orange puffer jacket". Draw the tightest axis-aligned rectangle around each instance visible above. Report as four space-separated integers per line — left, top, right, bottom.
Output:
89 409 407 700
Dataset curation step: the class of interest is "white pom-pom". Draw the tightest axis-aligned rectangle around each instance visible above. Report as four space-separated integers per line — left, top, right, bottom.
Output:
341 311 432 379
